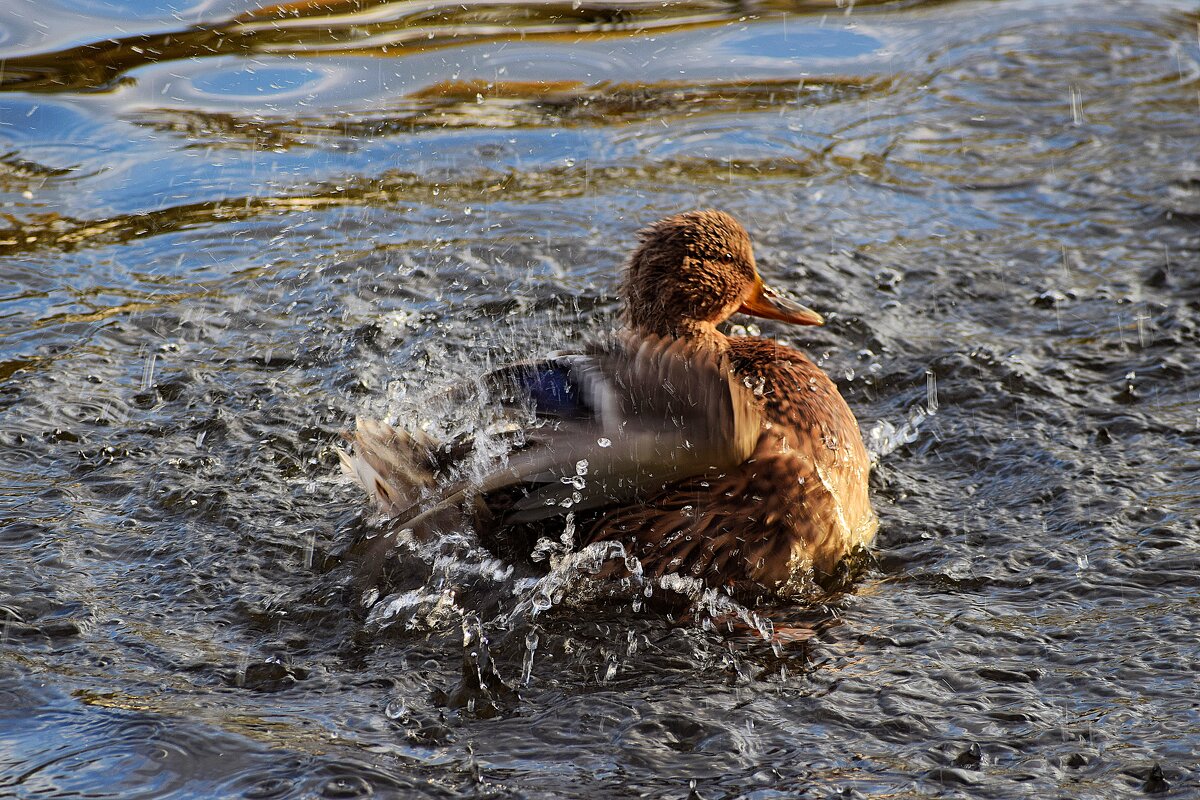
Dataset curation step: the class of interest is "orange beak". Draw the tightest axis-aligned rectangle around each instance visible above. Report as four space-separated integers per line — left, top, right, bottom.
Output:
737 278 825 326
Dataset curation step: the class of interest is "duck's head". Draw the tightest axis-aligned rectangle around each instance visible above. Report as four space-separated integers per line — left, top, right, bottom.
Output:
622 210 824 339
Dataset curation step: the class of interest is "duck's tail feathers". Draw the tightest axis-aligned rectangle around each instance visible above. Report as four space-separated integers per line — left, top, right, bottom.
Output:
338 417 438 518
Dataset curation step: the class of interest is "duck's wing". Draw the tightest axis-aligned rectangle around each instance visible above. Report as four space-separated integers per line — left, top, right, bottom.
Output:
482 352 597 421
398 332 764 530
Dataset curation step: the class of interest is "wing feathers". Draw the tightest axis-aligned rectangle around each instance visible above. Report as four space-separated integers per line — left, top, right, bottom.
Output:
341 333 763 537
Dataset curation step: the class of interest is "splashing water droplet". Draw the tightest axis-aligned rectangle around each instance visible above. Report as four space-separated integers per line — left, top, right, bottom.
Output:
520 628 539 686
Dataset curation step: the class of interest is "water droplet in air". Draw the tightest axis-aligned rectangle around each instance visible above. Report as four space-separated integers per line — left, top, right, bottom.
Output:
520 628 539 685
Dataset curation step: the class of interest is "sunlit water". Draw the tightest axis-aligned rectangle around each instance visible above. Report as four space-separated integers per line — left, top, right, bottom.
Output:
2 0 1198 797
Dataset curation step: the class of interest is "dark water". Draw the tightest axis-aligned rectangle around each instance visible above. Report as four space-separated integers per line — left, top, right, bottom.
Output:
2 0 1199 797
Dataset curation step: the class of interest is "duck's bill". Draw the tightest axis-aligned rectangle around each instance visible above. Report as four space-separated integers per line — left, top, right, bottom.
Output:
738 280 825 326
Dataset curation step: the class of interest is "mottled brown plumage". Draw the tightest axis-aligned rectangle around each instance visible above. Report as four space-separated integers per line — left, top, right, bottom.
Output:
587 335 876 598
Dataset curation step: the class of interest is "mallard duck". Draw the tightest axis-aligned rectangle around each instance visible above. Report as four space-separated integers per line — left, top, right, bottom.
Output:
341 210 877 601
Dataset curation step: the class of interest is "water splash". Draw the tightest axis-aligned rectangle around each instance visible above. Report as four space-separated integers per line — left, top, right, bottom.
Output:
511 540 629 621
365 587 460 632
865 406 930 463
656 573 777 644
864 366 939 463
437 612 518 718
519 627 540 686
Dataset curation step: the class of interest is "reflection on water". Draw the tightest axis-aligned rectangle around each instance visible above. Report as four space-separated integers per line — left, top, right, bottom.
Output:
2 0 1199 797
0 0 901 93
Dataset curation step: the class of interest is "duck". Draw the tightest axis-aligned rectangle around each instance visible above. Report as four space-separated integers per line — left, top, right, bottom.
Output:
340 210 877 602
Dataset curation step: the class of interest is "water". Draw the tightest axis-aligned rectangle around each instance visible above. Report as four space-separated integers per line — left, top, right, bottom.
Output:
2 0 1198 796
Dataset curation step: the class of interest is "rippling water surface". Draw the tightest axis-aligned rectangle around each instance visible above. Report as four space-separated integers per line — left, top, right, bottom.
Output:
2 0 1198 797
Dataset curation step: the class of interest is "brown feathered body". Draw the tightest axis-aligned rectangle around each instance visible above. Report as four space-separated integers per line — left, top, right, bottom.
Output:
341 210 876 601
